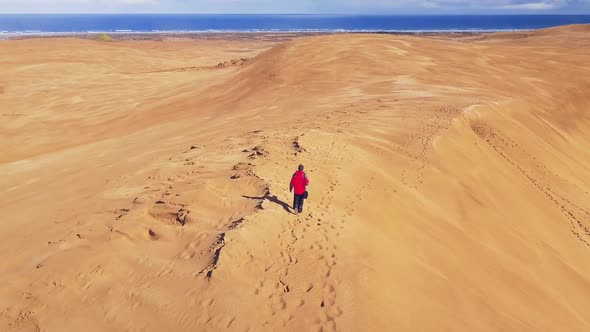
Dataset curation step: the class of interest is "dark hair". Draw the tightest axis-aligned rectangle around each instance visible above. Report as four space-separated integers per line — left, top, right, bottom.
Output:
298 164 304 171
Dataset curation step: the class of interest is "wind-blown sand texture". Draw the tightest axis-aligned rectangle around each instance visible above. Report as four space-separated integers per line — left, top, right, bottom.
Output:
1 25 590 331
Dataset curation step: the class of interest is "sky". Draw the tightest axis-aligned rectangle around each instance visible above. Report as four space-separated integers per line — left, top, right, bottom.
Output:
0 0 589 14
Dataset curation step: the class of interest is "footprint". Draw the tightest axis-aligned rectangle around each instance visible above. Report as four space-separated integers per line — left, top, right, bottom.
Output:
187 240 201 249
325 284 336 293
294 298 305 308
200 298 214 308
180 251 195 260
148 229 159 240
328 306 343 318
148 202 191 226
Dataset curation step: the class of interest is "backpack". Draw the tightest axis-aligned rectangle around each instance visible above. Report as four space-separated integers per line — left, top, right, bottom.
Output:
301 172 308 199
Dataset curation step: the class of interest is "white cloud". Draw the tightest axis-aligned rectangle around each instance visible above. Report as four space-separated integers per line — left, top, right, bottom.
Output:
0 0 158 3
311 0 587 13
502 2 557 10
0 0 160 13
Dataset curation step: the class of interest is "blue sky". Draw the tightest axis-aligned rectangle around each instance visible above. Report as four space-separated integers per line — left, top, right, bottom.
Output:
0 0 589 14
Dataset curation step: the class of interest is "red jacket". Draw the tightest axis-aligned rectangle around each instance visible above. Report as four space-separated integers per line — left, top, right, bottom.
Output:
290 171 309 195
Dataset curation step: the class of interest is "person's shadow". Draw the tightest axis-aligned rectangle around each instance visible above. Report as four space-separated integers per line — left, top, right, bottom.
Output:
243 192 293 214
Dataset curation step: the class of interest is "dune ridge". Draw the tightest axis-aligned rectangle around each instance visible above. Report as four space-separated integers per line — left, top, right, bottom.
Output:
1 25 590 331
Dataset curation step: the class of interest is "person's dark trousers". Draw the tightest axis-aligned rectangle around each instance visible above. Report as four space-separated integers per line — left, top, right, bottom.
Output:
293 193 304 213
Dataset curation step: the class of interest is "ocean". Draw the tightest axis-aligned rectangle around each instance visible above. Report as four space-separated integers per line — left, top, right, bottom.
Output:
1 14 590 36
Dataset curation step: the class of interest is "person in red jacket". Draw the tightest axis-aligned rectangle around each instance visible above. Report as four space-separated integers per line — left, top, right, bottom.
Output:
290 164 309 214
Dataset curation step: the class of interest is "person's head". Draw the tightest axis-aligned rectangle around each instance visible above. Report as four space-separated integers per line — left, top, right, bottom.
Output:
298 164 304 171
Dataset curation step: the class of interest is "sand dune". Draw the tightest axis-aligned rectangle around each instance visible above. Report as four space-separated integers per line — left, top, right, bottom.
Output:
1 26 590 331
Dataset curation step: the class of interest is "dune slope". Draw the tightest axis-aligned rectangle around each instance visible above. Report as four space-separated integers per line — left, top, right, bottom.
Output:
1 27 590 331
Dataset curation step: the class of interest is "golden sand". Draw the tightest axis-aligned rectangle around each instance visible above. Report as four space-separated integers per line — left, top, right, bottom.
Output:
1 26 590 331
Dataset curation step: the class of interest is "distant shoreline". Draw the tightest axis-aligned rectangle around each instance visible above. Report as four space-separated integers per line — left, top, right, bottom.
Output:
0 30 498 41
